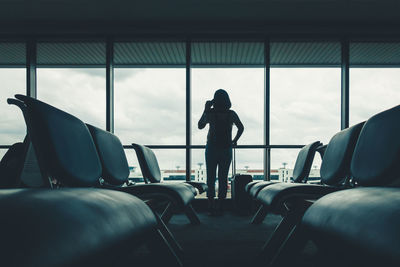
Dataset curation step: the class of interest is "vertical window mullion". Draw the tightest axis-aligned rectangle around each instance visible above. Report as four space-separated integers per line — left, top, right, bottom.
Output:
186 40 191 181
26 39 37 98
264 39 271 181
106 38 114 133
341 38 350 130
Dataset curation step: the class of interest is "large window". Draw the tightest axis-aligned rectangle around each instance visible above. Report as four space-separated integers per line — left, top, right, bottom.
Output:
271 149 322 182
4 38 400 192
0 69 26 144
192 68 264 146
349 41 400 124
114 68 185 145
114 68 186 183
192 148 264 198
125 148 186 183
37 68 106 128
350 68 400 124
350 68 400 125
270 68 341 145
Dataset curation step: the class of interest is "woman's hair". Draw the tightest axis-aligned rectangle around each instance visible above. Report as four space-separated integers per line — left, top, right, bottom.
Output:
213 89 231 110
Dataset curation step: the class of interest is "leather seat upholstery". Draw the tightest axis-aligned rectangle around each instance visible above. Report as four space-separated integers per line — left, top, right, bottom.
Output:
248 141 322 199
86 124 198 222
257 122 364 208
275 106 400 266
301 187 400 266
132 143 207 195
253 122 365 264
0 188 157 267
245 180 260 193
8 95 185 266
11 94 102 187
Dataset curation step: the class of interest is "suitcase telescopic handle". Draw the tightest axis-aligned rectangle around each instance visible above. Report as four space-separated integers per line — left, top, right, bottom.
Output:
232 146 236 177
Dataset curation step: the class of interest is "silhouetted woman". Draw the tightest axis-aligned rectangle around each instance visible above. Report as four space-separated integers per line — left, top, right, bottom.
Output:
198 89 244 215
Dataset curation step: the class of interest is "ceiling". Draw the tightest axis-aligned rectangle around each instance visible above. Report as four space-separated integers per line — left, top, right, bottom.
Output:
1 0 400 35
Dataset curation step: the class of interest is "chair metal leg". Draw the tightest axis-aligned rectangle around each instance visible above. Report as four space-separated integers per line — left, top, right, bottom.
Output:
155 213 184 258
161 202 174 224
255 208 304 265
251 205 269 224
270 224 308 267
147 229 183 267
184 204 201 225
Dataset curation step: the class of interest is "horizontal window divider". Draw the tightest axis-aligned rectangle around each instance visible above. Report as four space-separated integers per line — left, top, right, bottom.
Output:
114 64 186 68
122 144 304 149
36 65 106 68
190 64 264 68
270 64 341 68
0 65 26 68
0 144 305 151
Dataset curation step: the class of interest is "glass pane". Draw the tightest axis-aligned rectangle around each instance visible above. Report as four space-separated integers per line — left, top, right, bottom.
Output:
350 68 400 125
115 68 185 145
125 148 186 183
271 68 341 145
37 68 106 128
271 149 322 183
0 149 7 160
0 69 26 144
192 68 264 145
192 148 264 198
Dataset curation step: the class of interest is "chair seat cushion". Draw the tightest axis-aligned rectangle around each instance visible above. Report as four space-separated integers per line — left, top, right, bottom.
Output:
185 181 208 194
301 187 400 266
249 181 277 198
245 181 260 193
119 183 196 208
256 182 341 210
0 188 157 267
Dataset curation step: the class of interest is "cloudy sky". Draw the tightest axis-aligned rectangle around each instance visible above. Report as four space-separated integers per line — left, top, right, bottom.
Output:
1 67 400 173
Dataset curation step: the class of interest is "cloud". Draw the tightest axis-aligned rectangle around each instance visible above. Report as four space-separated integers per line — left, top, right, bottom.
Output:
0 69 27 144
37 68 106 128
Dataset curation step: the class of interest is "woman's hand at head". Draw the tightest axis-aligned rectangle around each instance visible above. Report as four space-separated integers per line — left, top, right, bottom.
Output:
205 100 213 111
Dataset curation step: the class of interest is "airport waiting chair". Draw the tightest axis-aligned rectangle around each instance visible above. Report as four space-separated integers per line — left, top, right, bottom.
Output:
0 141 25 188
132 143 208 194
249 141 322 224
86 124 201 225
271 105 400 267
7 95 184 266
254 122 364 265
0 188 175 267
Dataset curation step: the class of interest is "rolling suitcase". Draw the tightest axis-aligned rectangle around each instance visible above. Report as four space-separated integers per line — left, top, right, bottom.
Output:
230 147 253 215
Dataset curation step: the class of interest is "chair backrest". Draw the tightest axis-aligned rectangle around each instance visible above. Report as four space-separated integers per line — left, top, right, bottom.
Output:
292 141 322 183
0 142 25 188
320 122 365 186
9 95 102 187
132 143 162 183
351 105 400 186
19 141 46 187
86 124 130 186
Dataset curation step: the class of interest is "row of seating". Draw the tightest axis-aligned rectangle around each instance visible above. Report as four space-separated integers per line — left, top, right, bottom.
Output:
1 93 399 266
244 105 400 266
0 94 209 266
